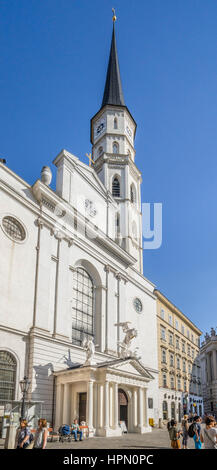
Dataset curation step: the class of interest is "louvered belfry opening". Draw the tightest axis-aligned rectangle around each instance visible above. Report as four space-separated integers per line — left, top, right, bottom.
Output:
112 177 120 197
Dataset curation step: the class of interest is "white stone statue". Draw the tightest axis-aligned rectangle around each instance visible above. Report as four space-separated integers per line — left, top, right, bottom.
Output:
82 337 97 366
115 322 138 359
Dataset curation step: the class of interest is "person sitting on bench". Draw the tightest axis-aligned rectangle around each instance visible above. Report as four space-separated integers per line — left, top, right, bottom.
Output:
71 419 83 441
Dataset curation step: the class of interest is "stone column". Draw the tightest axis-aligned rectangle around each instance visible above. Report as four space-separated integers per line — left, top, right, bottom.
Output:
87 381 94 432
143 388 149 427
138 387 144 431
33 221 52 332
114 383 119 429
109 384 113 428
105 267 117 354
93 383 98 429
133 388 138 428
55 383 63 430
53 238 71 340
104 381 109 431
98 383 104 429
212 350 217 380
62 383 71 424
95 285 106 353
207 353 212 383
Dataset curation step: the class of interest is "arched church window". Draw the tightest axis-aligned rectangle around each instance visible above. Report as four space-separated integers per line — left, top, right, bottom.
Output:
0 351 17 402
113 142 119 154
114 118 118 129
112 177 120 197
72 268 94 346
130 184 136 204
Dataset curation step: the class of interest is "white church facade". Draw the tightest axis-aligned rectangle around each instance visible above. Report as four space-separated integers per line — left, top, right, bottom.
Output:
0 20 160 436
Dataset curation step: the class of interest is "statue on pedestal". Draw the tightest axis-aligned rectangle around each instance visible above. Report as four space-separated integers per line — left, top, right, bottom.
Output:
82 337 97 366
115 322 139 359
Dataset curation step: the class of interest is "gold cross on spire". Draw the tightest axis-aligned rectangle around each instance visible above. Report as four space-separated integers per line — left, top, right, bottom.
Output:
112 8 117 22
85 153 94 167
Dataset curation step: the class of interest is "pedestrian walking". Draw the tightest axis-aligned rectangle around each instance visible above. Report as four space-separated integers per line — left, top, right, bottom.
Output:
201 416 217 449
167 419 181 449
15 419 31 449
181 414 189 449
33 418 48 449
192 416 203 449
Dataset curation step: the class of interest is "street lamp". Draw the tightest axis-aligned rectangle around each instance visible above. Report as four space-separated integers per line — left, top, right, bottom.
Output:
19 376 31 420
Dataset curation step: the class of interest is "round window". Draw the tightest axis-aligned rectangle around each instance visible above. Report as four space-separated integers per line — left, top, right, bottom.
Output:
2 216 26 242
133 297 143 313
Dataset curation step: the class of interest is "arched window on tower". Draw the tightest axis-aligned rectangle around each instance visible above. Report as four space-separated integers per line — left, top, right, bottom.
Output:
0 351 17 401
112 177 120 197
130 184 136 204
113 142 119 154
72 267 94 346
114 117 118 129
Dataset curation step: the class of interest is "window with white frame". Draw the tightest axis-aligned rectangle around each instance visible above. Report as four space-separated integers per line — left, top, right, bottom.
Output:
170 376 175 389
161 327 166 341
183 360 186 372
168 314 173 325
175 320 179 330
162 349 167 363
170 354 174 367
169 333 173 345
162 374 167 388
177 357 180 369
160 308 165 320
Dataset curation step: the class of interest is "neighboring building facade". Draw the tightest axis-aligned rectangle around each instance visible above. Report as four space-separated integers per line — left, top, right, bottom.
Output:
200 328 217 417
155 290 204 422
0 21 159 436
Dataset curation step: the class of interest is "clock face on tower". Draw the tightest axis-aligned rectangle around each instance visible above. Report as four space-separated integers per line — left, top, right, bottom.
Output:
94 118 106 139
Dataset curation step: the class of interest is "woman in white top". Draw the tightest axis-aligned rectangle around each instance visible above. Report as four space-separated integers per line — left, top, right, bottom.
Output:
202 416 217 449
33 418 48 449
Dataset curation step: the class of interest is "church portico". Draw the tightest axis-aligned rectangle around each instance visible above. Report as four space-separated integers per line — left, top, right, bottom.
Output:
54 358 153 437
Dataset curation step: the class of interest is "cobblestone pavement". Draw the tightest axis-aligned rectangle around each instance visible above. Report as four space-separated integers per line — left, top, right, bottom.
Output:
46 428 196 450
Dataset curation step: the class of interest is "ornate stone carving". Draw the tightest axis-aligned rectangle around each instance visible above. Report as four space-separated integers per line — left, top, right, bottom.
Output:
115 322 138 359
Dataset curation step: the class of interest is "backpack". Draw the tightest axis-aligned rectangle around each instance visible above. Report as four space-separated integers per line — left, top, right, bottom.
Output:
60 425 71 436
188 423 195 437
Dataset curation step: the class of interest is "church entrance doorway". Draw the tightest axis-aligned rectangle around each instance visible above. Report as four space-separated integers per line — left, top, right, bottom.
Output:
79 392 87 423
118 389 128 430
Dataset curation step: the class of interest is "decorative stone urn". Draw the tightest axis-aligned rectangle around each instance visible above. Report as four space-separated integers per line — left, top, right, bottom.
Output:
41 166 52 186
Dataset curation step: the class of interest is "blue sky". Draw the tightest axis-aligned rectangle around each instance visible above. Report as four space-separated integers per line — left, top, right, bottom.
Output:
1 0 217 337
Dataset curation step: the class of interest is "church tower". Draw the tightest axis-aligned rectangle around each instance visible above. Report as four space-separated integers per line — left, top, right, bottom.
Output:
90 14 143 273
